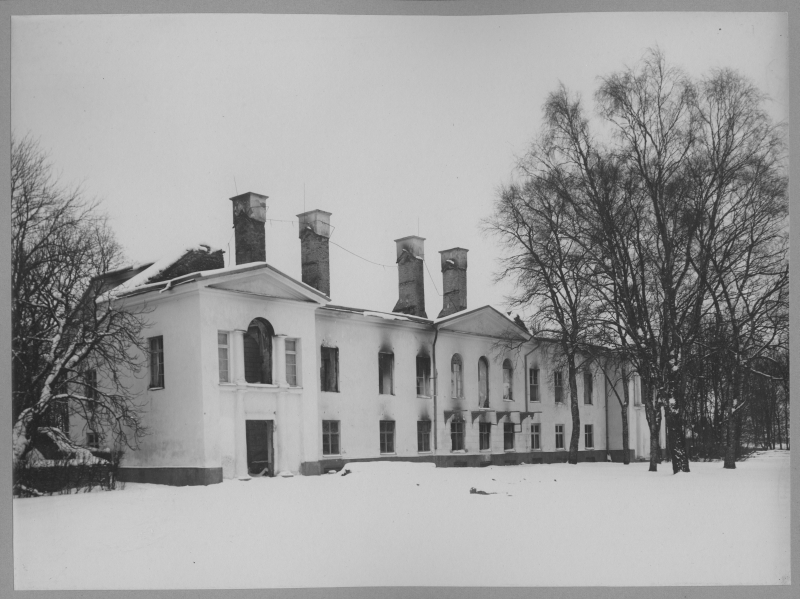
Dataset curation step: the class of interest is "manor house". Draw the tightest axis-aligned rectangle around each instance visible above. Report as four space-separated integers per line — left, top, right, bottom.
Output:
84 192 661 485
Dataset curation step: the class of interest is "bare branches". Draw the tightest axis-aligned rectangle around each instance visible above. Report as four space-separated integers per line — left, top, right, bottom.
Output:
12 134 150 465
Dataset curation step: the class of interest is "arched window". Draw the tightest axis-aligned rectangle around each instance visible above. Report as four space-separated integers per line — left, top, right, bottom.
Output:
451 354 463 399
244 318 274 384
478 356 489 408
502 359 513 400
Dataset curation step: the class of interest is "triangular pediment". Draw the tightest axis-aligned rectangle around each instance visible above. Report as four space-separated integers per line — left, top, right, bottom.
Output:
436 306 529 340
203 263 329 304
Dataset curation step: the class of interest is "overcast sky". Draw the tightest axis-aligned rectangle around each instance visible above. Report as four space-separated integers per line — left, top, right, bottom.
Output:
12 12 788 319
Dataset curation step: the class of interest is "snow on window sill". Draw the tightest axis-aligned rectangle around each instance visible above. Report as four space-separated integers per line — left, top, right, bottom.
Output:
417 395 432 399
504 449 516 453
149 387 164 391
418 451 432 455
379 452 397 456
503 398 514 402
451 449 467 454
322 454 342 458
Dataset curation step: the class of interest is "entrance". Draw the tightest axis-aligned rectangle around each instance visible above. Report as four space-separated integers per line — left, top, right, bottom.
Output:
245 419 274 476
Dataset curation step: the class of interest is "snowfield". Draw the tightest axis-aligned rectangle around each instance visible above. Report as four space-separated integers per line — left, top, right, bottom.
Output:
14 451 790 589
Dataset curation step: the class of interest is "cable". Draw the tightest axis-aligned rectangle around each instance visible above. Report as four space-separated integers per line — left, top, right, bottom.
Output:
423 258 442 296
330 240 398 268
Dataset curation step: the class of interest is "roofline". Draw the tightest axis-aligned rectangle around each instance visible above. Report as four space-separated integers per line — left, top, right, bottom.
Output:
115 261 331 303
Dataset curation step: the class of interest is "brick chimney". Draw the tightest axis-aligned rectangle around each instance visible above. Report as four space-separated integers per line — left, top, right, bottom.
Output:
438 248 468 317
297 209 332 296
230 192 268 265
392 236 427 318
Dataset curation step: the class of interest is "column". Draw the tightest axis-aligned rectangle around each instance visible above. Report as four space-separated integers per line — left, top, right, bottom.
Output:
231 329 248 477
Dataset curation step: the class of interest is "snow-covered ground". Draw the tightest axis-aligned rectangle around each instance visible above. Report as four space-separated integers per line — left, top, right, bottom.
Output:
14 451 790 589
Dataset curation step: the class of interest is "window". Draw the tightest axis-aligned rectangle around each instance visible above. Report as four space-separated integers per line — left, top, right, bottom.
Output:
583 372 593 405
285 339 298 386
244 318 274 384
585 424 594 448
218 332 229 383
417 421 431 453
553 370 563 403
450 419 465 451
479 422 491 451
379 352 394 395
478 357 489 408
149 336 164 388
555 424 565 450
531 423 541 450
84 368 98 400
451 354 463 399
86 431 101 449
322 420 340 455
416 355 431 397
380 420 395 454
321 346 339 392
504 422 515 451
633 374 641 406
502 359 514 400
529 368 540 402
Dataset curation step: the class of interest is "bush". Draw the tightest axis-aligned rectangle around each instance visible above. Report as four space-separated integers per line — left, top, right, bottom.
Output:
13 449 125 497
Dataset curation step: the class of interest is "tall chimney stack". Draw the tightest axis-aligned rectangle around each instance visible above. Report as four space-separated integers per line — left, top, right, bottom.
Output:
230 192 268 265
297 209 332 297
438 247 468 318
392 236 427 318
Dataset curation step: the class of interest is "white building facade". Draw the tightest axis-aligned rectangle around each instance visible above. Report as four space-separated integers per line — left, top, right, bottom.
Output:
79 192 663 486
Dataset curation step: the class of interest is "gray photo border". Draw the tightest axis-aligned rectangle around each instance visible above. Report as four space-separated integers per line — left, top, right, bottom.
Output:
0 1 795 599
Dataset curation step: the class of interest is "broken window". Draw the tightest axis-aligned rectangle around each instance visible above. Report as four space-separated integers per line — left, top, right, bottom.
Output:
379 420 395 453
585 424 594 448
379 352 394 395
321 346 339 392
531 423 541 450
529 367 540 402
583 371 593 405
450 418 465 451
451 354 463 399
244 318 274 384
479 422 491 451
84 368 98 400
218 332 229 383
502 359 513 400
285 339 298 386
553 370 563 403
417 420 431 452
633 374 641 406
555 424 565 450
416 355 431 397
478 357 489 408
149 336 164 388
504 422 515 451
322 420 340 456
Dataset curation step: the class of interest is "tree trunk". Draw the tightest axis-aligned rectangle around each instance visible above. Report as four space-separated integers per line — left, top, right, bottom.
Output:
620 368 630 465
567 353 580 465
664 405 691 474
723 366 741 469
642 376 659 472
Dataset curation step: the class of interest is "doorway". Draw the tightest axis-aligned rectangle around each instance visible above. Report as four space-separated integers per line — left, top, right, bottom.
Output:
245 419 274 476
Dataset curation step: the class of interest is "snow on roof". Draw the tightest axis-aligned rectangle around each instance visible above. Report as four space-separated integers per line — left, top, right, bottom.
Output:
322 304 431 324
112 243 220 296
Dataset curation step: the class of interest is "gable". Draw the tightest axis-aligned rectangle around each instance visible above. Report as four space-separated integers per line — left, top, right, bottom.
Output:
204 264 329 304
436 306 530 340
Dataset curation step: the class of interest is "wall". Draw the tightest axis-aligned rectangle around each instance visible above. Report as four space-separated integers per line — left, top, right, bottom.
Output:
197 287 321 479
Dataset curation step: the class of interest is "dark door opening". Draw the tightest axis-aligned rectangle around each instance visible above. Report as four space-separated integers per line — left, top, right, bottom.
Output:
245 419 274 476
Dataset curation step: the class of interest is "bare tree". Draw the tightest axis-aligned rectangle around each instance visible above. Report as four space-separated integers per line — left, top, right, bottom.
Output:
11 135 149 470
485 139 596 464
